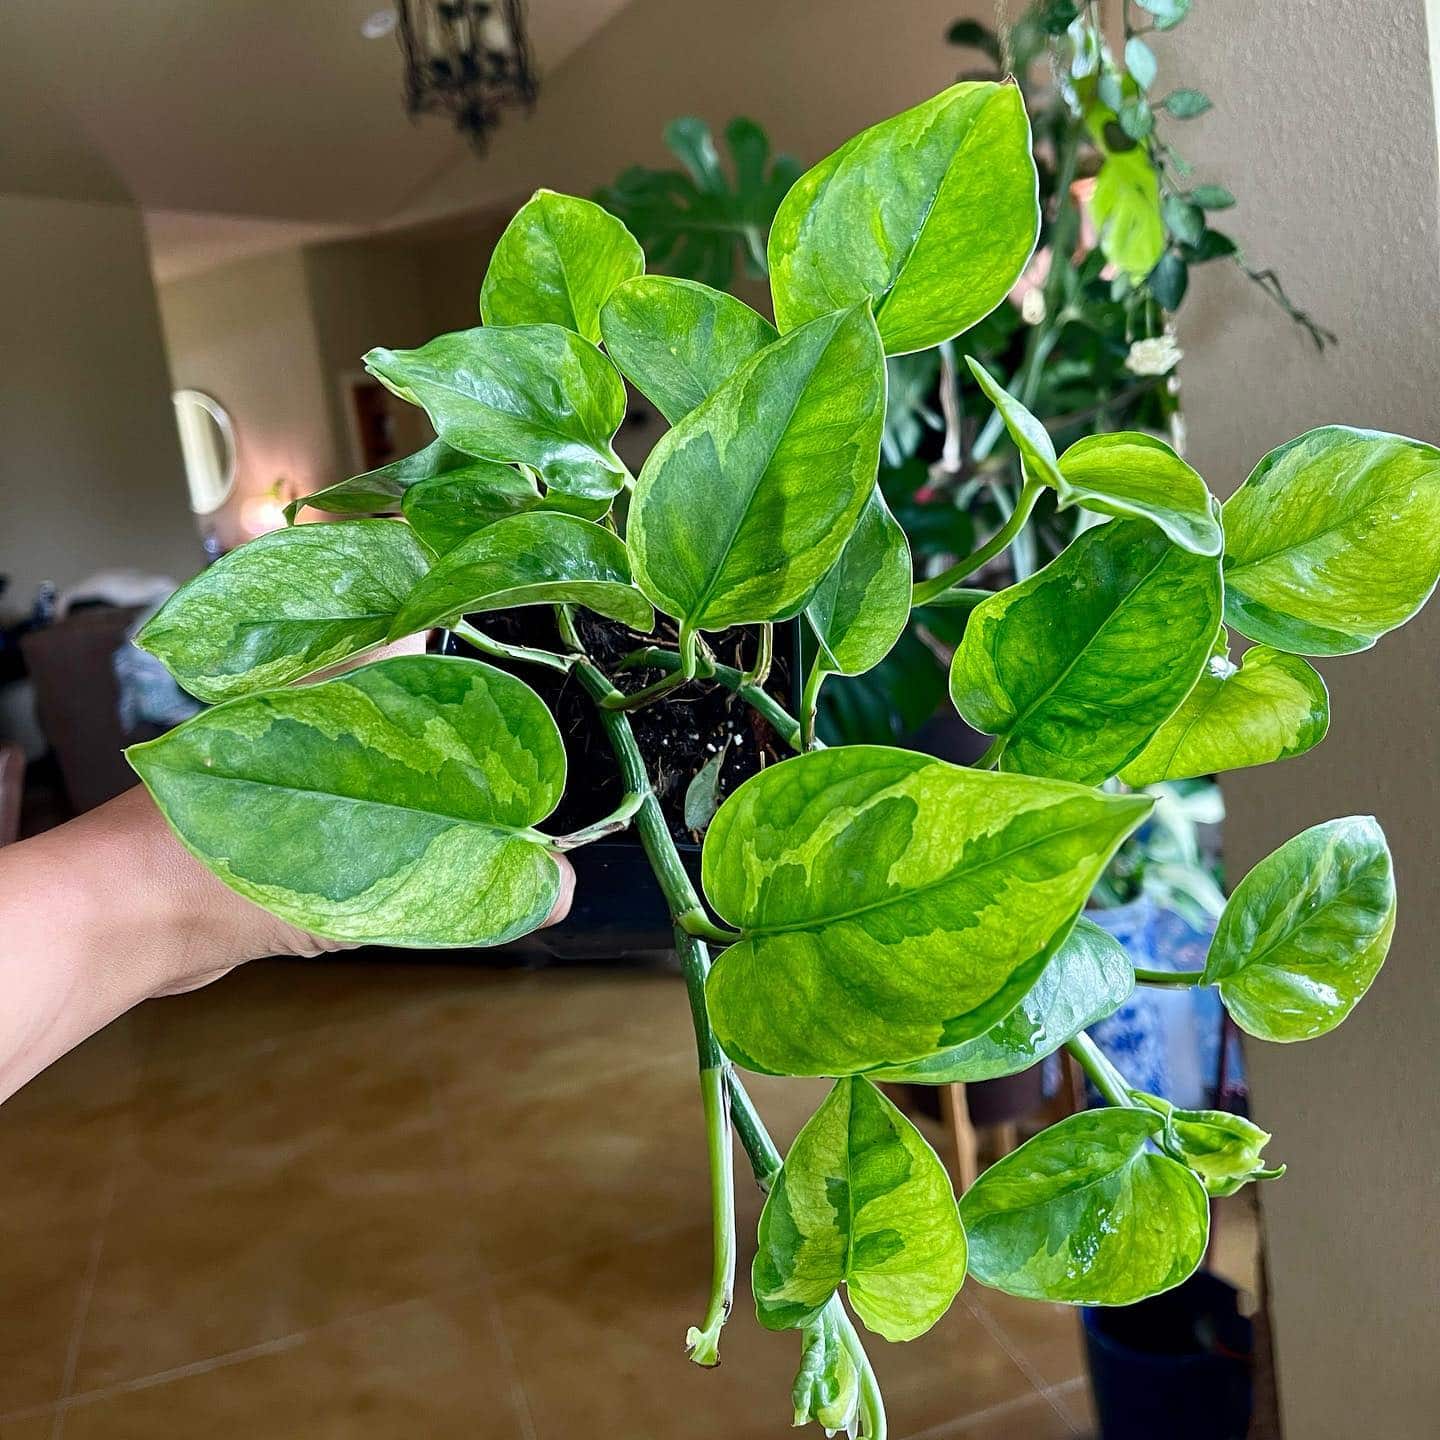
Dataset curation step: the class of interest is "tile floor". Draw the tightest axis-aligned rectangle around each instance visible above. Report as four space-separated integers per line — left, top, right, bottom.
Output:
0 957 1259 1439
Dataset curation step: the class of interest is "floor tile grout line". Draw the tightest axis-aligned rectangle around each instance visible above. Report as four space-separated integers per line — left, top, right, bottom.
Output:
959 1292 1083 1434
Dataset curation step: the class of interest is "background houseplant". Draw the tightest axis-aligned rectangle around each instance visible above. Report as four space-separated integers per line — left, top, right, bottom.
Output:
124 75 1438 1440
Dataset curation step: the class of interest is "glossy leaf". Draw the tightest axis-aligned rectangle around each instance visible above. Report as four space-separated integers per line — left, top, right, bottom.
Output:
136 521 431 704
1203 816 1396 1042
127 656 566 947
1132 1092 1282 1198
806 487 912 675
365 324 628 504
389 512 653 639
703 746 1150 1076
950 519 1224 783
1120 645 1329 785
960 1108 1210 1304
1222 426 1440 655
479 189 644 343
768 83 1039 355
792 1309 859 1434
1088 150 1165 283
754 1077 966 1341
401 459 542 555
598 275 776 425
627 304 886 631
285 440 478 521
872 918 1133 1084
965 358 1063 489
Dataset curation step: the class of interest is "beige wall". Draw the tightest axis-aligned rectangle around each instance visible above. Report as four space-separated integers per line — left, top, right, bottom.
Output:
0 192 199 611
1165 5 1440 1436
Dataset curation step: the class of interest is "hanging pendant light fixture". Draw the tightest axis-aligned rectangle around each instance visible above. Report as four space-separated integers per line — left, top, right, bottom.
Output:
395 0 538 151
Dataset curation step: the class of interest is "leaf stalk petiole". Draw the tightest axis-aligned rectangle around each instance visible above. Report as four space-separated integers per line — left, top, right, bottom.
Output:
547 792 646 851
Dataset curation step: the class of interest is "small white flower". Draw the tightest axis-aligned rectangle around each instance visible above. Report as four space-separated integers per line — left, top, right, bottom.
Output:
1021 288 1047 326
1125 334 1183 376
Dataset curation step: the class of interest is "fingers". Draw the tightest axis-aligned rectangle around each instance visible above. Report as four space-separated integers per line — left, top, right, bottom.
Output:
544 853 576 928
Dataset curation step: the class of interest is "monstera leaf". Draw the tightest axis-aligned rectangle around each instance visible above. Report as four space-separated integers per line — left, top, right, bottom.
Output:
960 1108 1210 1304
480 189 644 343
1222 426 1440 655
627 304 886 631
703 746 1150 1076
136 521 431 703
127 656 567 947
1132 1091 1283 1198
754 1077 967 1341
769 83 1038 355
1203 816 1396 1042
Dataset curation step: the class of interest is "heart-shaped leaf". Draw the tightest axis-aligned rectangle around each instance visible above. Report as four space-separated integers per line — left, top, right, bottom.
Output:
401 460 543 555
599 275 776 424
951 519 1224 783
365 324 628 504
872 918 1134 1084
754 1077 967 1341
136 520 431 704
1202 816 1395 1042
1132 1092 1282 1198
627 304 886 631
768 83 1039 355
126 656 567 947
703 746 1150 1076
806 486 913 676
285 439 476 521
479 189 644 343
1222 427 1440 655
1120 644 1329 785
791 1309 859 1434
389 511 653 638
960 1108 1210 1304
1088 149 1165 283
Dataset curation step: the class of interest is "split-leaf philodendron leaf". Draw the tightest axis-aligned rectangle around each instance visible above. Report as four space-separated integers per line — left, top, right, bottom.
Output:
400 459 544 555
627 304 886 630
127 656 566 947
950 518 1223 783
479 189 645 343
1222 426 1440 655
960 1107 1210 1304
1132 1091 1282 1198
1120 644 1329 785
1203 816 1396 1042
703 746 1150 1076
754 1077 966 1341
769 82 1039 355
136 520 431 703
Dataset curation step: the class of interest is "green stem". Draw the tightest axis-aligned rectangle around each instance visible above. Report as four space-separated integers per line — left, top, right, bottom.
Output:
742 622 774 688
1133 966 1207 988
913 478 1045 605
1066 1032 1136 1110
799 660 826 751
546 792 645 851
685 1063 736 1368
453 620 575 674
728 1072 782 1190
835 1300 888 1439
678 909 743 947
972 735 1007 770
600 626 699 710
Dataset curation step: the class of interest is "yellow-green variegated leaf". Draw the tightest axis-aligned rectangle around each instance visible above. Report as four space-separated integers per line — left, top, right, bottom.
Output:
389 511 653 638
769 83 1039 355
960 1108 1210 1304
365 324 627 504
703 746 1150 1076
806 486 912 675
1088 149 1165 283
1222 426 1440 655
627 304 886 631
1132 1092 1283 1198
136 520 431 704
872 918 1133 1084
791 1309 859 1433
598 276 777 424
965 358 1064 488
480 189 644 343
401 459 543 555
126 656 566 947
1120 645 1329 785
285 440 470 521
754 1077 966 1341
1202 816 1395 1042
950 519 1223 783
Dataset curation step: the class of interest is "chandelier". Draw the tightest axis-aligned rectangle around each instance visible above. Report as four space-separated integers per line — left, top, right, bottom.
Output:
396 0 538 151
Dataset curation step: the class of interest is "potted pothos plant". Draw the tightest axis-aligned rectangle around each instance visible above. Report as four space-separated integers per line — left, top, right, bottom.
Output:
127 78 1439 1438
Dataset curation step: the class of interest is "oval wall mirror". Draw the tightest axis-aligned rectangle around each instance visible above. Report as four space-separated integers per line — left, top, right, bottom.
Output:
172 389 237 514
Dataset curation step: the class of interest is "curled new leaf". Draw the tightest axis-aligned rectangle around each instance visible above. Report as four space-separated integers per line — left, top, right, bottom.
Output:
1132 1091 1283 1198
136 520 431 703
127 656 567 947
754 1077 967 1342
285 439 477 521
1202 816 1396 1042
792 1309 859 1435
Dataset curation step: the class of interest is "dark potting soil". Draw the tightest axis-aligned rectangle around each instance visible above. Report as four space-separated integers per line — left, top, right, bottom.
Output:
443 609 799 846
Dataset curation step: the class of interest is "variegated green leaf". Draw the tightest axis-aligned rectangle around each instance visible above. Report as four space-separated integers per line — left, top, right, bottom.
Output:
965 357 1064 488
960 1108 1210 1304
950 519 1223 783
1203 816 1396 1042
126 656 566 947
389 511 653 639
755 1077 966 1342
791 1309 859 1434
479 189 644 343
598 275 776 424
136 521 431 704
400 460 543 555
1120 645 1329 785
872 918 1133 1084
1088 149 1165 283
702 746 1150 1076
1132 1091 1283 1198
769 83 1039 355
287 440 510 522
627 304 886 631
